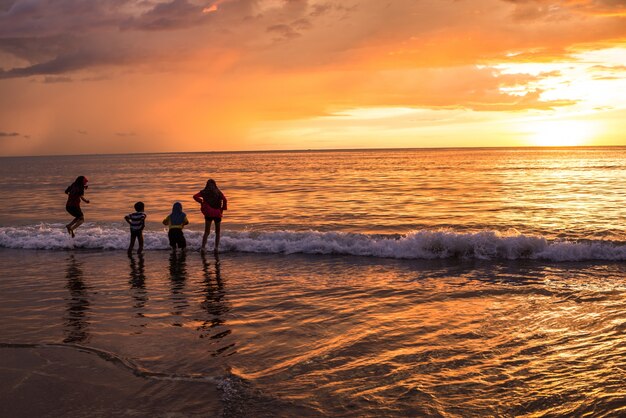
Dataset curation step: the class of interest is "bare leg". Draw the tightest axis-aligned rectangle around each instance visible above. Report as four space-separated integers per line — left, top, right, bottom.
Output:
202 219 213 251
214 221 221 254
137 233 144 254
71 217 84 237
66 217 78 236
66 217 83 238
128 234 136 254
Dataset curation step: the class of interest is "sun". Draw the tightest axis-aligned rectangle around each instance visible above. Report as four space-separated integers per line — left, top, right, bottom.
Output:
526 120 598 147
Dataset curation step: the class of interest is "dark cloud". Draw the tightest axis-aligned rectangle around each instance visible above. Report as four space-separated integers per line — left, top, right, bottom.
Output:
120 0 210 31
0 131 20 137
0 0 624 81
310 3 332 17
0 49 126 79
0 0 271 77
0 0 17 12
267 23 301 40
0 0 133 37
43 75 72 83
292 18 312 30
0 35 78 64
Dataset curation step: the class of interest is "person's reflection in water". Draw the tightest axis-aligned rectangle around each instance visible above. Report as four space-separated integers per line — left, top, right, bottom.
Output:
128 253 148 323
199 252 233 355
64 254 91 343
169 250 189 325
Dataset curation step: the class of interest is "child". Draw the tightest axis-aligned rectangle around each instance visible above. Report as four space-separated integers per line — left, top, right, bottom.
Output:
125 201 146 255
65 176 90 238
163 202 189 251
193 179 227 254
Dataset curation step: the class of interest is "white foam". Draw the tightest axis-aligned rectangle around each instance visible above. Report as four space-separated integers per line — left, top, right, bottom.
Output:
0 224 624 261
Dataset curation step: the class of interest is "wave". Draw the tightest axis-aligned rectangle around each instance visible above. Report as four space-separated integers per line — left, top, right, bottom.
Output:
0 224 625 262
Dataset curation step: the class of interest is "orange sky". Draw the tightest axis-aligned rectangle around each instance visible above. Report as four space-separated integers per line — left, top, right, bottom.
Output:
0 0 625 156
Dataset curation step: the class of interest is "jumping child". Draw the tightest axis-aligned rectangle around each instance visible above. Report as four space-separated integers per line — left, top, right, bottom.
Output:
125 201 146 254
65 176 90 238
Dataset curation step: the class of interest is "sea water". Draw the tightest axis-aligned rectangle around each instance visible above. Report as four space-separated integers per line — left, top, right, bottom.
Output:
1 148 625 417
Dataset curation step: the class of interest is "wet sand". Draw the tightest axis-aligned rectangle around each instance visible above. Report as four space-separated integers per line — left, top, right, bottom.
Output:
0 345 222 418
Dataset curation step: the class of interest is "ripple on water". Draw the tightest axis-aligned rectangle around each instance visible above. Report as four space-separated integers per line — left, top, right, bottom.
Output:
1 249 626 416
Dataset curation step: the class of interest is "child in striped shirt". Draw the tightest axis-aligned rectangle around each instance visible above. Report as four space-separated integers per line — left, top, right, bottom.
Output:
125 201 147 255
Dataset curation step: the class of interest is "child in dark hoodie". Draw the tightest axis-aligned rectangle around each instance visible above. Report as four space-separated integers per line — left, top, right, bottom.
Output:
163 202 189 251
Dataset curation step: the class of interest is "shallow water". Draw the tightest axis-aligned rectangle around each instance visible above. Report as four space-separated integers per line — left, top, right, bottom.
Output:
2 249 625 417
1 148 625 416
1 147 625 240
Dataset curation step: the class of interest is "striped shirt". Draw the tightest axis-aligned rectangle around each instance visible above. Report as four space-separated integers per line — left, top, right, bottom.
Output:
127 212 146 231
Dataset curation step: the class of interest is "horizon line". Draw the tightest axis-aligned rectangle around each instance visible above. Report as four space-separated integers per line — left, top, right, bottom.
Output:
1 144 625 159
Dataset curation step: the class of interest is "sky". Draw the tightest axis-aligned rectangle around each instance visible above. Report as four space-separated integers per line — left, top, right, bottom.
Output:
0 0 625 156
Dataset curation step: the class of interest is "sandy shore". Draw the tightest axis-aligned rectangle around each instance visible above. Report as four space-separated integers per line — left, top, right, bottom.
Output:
0 345 222 418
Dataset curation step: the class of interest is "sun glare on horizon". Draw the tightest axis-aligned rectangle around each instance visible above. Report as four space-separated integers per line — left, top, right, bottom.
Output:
525 120 599 147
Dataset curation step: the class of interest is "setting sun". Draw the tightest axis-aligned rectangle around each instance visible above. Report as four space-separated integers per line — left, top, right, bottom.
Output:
526 120 599 147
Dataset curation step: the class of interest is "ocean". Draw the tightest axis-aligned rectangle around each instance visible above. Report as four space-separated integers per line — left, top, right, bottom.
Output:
1 148 625 417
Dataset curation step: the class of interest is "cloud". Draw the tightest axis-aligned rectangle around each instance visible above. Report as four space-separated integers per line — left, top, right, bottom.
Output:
120 0 210 31
43 75 72 83
502 0 626 18
0 0 16 12
0 0 624 157
0 49 128 79
587 63 626 79
0 131 20 137
1 0 622 80
267 23 301 40
589 64 626 72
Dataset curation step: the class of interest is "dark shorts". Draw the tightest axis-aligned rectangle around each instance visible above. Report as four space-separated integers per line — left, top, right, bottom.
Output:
66 205 83 218
204 216 222 224
168 229 186 249
130 229 143 239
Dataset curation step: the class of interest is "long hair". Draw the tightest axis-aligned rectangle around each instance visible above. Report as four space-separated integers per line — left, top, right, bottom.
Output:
201 179 222 208
65 176 87 196
169 202 186 225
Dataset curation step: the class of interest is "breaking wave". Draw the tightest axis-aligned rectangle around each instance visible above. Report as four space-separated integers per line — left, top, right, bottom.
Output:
0 224 625 262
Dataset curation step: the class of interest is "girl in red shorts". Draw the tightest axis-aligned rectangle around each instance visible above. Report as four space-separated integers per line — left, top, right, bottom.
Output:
193 179 227 254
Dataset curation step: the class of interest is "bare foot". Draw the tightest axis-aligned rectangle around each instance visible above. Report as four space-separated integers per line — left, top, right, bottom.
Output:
67 225 75 238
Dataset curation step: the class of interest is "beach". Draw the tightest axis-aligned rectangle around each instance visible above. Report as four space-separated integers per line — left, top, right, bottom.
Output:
1 248 626 417
3 0 626 414
1 148 625 416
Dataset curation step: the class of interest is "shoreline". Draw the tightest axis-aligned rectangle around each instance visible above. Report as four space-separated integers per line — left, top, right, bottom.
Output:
0 345 222 418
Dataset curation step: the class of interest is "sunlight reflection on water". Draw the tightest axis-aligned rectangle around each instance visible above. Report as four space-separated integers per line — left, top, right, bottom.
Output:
1 249 625 416
0 148 624 240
